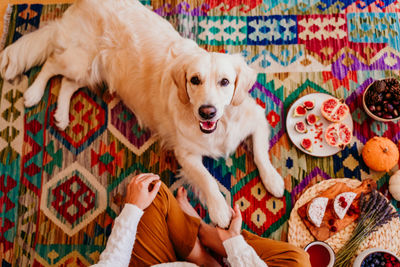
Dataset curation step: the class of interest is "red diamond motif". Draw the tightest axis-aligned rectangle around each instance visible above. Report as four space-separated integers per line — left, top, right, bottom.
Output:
72 124 84 135
309 24 320 33
0 217 14 252
24 163 41 177
49 90 107 154
324 24 336 32
266 110 280 128
233 176 287 236
74 101 84 113
0 175 17 213
24 135 42 162
51 174 96 225
82 109 93 124
26 119 42 135
0 217 14 233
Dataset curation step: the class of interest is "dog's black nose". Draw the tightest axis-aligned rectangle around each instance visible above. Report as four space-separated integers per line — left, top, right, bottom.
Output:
199 105 217 120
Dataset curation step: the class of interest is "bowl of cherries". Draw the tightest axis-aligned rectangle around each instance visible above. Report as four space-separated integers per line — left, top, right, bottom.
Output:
363 78 400 122
353 248 400 267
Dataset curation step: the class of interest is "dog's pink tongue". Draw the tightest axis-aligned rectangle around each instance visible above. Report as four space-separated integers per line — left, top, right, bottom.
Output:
201 121 215 129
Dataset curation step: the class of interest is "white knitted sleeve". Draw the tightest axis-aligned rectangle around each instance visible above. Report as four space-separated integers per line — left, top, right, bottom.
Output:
91 204 143 267
223 235 268 267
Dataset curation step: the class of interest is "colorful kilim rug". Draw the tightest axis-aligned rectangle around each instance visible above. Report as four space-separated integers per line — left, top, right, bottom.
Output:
1 0 400 266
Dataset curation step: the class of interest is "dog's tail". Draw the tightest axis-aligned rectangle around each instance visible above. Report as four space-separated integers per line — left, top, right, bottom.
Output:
0 24 56 81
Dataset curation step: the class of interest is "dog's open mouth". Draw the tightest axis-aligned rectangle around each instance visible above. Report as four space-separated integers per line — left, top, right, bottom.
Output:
199 120 218 134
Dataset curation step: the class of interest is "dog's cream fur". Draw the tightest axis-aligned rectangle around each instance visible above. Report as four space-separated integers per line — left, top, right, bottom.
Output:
0 0 284 227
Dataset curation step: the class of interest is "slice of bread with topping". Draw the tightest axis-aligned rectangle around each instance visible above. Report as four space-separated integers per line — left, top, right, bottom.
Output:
333 192 357 219
307 197 329 227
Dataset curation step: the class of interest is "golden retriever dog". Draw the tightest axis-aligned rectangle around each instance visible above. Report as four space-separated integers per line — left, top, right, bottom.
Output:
0 0 284 227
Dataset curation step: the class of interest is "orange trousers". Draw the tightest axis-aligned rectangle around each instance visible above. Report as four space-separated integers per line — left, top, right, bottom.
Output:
130 183 311 267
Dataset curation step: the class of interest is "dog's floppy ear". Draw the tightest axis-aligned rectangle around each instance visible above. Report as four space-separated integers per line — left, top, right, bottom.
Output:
231 54 257 106
171 59 190 104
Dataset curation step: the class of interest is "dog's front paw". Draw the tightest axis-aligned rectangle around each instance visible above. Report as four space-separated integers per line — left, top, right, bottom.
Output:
54 108 69 130
260 167 285 198
24 85 44 107
0 49 19 81
207 194 232 228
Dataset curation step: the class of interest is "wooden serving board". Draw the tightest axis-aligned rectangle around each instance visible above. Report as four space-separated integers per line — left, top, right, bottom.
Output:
297 179 376 241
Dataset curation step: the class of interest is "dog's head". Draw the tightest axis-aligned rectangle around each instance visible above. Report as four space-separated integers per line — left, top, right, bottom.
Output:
171 52 257 134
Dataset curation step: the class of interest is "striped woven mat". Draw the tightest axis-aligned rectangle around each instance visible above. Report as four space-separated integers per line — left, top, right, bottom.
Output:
1 0 400 266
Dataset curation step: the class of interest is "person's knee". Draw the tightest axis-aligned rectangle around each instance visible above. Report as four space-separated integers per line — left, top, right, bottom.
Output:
141 180 169 213
158 181 169 193
289 246 311 267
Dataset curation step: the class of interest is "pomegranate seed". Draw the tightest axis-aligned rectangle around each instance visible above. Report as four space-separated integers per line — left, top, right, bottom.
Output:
330 226 337 232
339 196 345 202
328 219 335 225
340 201 347 208
347 210 353 216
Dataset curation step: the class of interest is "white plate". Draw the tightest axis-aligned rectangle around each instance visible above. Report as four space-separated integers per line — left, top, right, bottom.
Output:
286 93 354 157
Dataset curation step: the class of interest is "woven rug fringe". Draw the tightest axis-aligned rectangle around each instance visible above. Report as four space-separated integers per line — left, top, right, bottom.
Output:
1 4 12 51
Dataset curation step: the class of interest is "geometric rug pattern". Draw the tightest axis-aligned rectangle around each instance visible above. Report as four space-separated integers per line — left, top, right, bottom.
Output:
1 0 400 265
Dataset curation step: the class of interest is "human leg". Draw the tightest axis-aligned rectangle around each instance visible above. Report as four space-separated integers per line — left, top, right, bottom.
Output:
176 187 309 266
176 187 227 257
131 182 219 267
242 230 311 267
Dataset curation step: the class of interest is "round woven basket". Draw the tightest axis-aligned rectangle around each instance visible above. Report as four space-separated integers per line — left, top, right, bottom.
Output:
288 179 400 259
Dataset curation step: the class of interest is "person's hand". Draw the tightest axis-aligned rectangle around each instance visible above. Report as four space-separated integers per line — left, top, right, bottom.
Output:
125 173 161 210
216 204 242 242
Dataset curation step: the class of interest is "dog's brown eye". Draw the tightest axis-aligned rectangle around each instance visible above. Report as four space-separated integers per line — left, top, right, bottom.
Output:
220 78 229 87
190 76 201 85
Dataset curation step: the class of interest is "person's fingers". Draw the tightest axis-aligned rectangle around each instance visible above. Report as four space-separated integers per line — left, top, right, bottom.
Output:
230 206 240 221
229 206 235 215
128 175 141 191
141 174 160 186
129 173 147 185
181 187 188 198
177 187 184 198
136 173 154 182
234 204 242 219
229 205 241 224
149 180 161 198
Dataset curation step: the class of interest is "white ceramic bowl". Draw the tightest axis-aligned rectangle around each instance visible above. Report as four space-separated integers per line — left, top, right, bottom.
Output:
353 248 400 267
304 241 335 267
363 79 400 122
